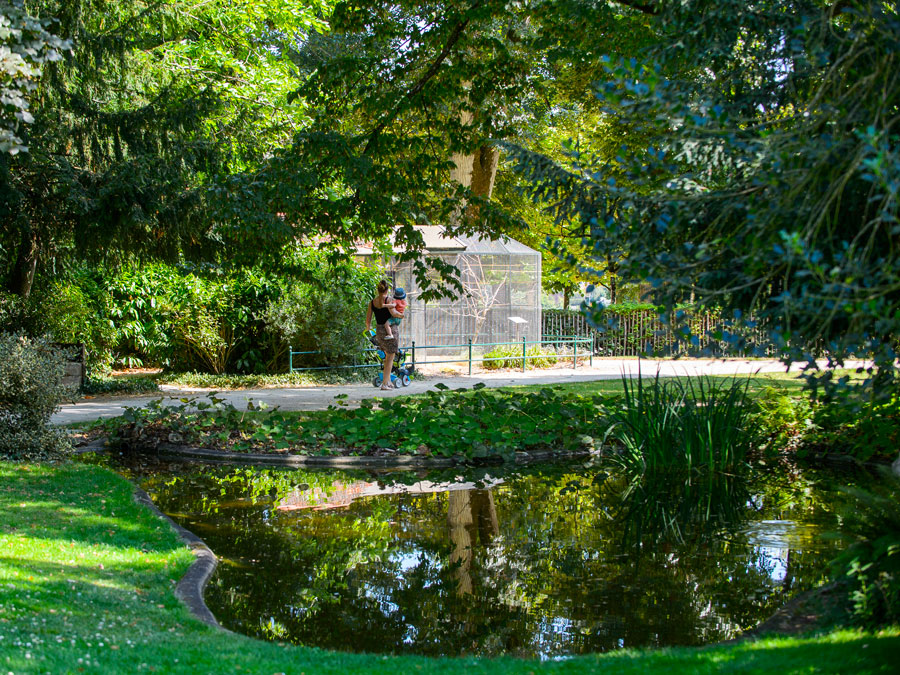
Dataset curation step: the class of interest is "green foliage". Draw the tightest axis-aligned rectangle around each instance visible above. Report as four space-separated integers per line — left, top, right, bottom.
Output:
481 344 559 370
0 331 72 458
159 369 372 390
262 251 382 367
2 0 330 298
81 374 160 396
503 1 900 401
803 394 900 463
0 288 36 332
605 373 755 473
749 387 815 455
35 256 381 375
37 278 117 372
831 477 900 628
98 384 607 462
0 0 70 154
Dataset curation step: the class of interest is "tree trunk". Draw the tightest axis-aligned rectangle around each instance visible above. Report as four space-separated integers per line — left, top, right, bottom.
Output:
563 286 570 310
470 145 499 200
449 108 499 224
452 144 499 224
607 256 619 304
7 227 39 298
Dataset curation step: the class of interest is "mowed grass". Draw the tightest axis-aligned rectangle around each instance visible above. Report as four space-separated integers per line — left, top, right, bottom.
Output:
2 461 899 674
494 369 849 398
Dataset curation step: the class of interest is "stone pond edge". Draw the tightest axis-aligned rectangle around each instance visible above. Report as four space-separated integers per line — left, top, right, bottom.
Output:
132 486 230 632
77 437 598 467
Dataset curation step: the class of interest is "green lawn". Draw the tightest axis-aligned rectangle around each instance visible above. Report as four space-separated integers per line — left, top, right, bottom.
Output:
1 461 898 673
493 369 849 398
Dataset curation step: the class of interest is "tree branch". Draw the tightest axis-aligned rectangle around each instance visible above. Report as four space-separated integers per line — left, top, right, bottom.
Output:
362 1 483 154
609 0 660 15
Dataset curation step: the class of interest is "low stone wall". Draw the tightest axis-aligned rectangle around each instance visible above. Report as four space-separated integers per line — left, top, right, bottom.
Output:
54 342 85 391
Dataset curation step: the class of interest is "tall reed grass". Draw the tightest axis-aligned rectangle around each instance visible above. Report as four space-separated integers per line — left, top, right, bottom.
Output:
605 372 754 473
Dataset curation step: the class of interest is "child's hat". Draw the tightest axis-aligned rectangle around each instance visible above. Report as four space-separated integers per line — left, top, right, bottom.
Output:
393 287 406 299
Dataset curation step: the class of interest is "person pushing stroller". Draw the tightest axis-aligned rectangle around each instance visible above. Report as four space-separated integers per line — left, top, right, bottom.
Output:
365 281 407 390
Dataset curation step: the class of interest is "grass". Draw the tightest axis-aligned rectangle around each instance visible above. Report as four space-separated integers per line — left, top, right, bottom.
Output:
81 368 377 397
494 369 831 398
1 460 898 673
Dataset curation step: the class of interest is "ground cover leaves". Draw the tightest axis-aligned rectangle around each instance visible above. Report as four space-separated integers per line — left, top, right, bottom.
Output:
96 385 608 461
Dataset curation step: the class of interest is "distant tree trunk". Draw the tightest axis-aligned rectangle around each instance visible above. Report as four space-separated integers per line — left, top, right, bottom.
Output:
469 145 499 200
607 256 619 304
563 286 570 310
7 227 39 298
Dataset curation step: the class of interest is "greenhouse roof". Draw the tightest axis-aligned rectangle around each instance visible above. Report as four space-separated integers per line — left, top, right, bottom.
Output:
355 225 539 256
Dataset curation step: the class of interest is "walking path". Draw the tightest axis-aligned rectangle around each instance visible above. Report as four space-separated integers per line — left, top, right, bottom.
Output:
52 357 828 426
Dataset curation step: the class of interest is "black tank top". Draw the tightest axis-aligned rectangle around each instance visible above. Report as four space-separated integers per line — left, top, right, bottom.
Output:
371 299 392 325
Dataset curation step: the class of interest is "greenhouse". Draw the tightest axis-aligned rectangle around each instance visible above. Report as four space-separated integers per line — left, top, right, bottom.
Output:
357 226 542 357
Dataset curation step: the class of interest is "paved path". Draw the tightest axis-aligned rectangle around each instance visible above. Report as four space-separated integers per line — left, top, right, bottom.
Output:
52 358 831 426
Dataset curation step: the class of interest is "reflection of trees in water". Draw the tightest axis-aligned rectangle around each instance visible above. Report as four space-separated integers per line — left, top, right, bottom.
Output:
448 489 498 597
139 462 853 657
608 469 750 552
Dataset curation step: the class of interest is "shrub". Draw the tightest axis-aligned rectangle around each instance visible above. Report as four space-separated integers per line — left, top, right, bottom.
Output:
0 332 73 459
803 394 900 462
38 278 117 374
482 344 559 370
0 290 35 333
103 264 281 373
263 255 382 368
82 374 160 396
604 373 754 473
831 476 900 628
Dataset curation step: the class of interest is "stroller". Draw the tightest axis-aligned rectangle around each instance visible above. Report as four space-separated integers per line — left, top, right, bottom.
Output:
365 330 414 388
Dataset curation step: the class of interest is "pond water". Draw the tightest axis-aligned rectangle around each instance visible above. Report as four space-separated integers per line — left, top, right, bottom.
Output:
123 458 875 659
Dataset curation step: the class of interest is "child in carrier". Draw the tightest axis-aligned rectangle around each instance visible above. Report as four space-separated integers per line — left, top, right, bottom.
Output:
388 287 406 333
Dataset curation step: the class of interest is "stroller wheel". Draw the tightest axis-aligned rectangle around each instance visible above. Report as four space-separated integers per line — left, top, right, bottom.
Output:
401 374 411 387
372 376 381 388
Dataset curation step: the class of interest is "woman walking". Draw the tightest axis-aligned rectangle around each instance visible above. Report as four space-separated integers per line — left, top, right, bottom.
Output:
365 279 402 391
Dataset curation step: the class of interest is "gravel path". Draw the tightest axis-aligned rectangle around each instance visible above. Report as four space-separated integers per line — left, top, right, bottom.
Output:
52 357 832 426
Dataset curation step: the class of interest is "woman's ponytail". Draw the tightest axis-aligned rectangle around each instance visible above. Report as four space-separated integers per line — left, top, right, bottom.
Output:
377 279 391 295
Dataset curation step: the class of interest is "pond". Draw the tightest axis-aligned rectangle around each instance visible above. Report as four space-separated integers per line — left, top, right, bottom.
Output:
120 457 875 659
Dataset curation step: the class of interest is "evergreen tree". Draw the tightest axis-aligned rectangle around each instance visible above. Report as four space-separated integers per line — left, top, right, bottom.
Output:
1 0 326 298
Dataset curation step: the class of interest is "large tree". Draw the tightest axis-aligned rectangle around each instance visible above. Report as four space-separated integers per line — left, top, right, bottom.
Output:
1 0 327 298
504 0 900 398
243 0 656 299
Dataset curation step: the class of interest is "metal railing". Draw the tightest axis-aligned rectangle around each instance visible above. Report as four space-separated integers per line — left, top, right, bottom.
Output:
288 335 594 375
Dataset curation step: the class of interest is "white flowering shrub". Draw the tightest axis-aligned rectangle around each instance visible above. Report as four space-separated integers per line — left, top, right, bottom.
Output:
0 332 73 459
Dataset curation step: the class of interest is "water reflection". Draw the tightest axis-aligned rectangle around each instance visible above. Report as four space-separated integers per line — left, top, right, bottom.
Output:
126 459 871 658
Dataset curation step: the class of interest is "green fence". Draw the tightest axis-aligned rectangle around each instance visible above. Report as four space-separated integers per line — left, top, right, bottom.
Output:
288 336 593 374
541 308 779 357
